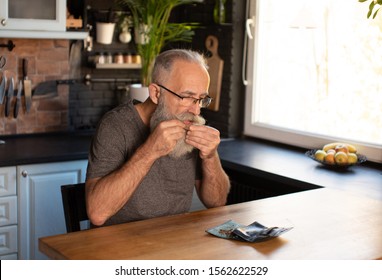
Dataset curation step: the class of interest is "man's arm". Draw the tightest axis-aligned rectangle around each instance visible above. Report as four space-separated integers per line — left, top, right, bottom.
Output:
86 119 187 226
186 125 231 207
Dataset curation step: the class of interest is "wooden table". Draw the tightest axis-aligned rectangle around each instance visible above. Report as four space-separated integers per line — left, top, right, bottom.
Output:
39 188 382 260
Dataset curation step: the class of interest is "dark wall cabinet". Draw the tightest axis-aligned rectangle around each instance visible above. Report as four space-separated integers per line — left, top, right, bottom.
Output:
224 168 318 205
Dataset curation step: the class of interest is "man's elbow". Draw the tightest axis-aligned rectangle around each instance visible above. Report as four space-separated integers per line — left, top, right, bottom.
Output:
204 195 228 208
87 208 107 226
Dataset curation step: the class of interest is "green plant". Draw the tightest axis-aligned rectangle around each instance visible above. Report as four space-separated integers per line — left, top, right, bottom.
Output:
359 0 382 18
117 0 203 86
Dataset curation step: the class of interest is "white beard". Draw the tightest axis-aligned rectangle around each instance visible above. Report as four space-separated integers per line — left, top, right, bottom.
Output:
150 99 206 158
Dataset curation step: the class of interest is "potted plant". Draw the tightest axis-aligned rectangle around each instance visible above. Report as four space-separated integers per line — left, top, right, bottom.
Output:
96 7 118 44
117 0 203 88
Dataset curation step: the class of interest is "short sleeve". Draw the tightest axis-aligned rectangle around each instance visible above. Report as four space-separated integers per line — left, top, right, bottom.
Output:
86 112 126 179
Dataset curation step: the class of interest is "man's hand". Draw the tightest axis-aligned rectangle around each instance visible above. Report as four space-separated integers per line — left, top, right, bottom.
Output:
147 119 187 157
185 124 220 159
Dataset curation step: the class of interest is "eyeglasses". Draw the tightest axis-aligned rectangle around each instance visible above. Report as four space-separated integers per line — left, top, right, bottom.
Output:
157 84 213 108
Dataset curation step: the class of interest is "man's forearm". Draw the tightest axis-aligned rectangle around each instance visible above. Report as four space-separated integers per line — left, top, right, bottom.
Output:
199 152 231 207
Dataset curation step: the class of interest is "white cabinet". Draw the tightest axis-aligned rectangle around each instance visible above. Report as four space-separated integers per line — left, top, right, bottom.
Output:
0 0 88 39
17 160 88 260
0 166 17 260
0 0 66 31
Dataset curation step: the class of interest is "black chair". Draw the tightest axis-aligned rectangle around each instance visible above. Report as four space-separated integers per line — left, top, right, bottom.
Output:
61 183 89 233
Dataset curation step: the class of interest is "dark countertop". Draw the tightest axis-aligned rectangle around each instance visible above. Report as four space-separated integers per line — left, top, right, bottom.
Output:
0 132 93 167
1 133 381 201
218 138 382 201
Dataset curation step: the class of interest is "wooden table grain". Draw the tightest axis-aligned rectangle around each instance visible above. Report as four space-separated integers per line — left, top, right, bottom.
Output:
39 188 382 260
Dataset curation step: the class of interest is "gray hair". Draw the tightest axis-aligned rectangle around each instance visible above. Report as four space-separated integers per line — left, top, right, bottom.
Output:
151 49 208 84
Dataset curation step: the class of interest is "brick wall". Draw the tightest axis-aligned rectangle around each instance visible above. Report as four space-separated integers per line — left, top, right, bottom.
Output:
68 80 128 130
0 38 132 134
0 39 70 135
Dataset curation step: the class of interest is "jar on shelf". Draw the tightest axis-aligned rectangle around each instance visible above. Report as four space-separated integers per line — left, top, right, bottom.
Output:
98 52 105 64
133 54 142 64
124 53 133 64
114 53 124 64
106 52 113 64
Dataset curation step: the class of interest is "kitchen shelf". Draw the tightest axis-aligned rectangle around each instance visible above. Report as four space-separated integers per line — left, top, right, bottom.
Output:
95 63 141 69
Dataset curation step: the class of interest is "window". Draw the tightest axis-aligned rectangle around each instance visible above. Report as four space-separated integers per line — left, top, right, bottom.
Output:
244 0 382 163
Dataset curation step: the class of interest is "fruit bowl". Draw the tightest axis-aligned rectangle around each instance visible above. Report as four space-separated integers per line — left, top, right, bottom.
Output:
305 149 367 169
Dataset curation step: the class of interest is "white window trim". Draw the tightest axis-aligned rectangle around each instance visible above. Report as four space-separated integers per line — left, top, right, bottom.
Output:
243 0 382 164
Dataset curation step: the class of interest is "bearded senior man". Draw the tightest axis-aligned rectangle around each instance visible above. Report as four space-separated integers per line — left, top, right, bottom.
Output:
85 49 231 226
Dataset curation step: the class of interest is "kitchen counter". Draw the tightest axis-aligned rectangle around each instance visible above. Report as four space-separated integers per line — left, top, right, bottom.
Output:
0 132 93 167
218 138 382 201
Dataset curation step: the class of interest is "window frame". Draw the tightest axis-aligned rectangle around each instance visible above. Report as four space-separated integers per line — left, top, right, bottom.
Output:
243 0 382 163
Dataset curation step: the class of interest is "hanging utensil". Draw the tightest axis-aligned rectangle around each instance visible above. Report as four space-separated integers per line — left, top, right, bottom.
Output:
205 35 224 111
0 56 7 104
33 79 77 98
69 40 83 79
0 71 6 104
23 58 32 113
14 79 22 118
4 76 14 117
0 56 6 68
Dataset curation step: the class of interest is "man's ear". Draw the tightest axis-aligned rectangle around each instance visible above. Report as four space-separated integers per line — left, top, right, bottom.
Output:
148 84 160 104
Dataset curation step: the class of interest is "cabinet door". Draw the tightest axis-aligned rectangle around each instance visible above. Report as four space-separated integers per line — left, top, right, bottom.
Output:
0 225 17 257
0 0 66 31
17 160 88 260
0 166 16 197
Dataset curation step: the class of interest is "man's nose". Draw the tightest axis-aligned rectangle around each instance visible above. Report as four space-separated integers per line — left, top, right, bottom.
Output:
188 101 201 115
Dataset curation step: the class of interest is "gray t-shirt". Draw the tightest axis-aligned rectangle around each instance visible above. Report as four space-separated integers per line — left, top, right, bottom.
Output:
86 101 201 225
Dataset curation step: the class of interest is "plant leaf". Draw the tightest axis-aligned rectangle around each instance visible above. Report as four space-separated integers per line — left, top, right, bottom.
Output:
117 0 204 85
373 7 380 18
368 1 376 18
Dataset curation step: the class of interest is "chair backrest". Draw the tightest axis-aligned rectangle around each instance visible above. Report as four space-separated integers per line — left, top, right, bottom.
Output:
61 183 88 233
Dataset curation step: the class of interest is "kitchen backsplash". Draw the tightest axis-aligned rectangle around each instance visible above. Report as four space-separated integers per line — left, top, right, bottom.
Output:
0 38 123 135
0 39 70 135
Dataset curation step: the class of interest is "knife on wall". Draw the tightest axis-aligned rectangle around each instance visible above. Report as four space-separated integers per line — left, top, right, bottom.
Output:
23 58 32 113
14 80 22 118
0 72 7 104
5 76 14 117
